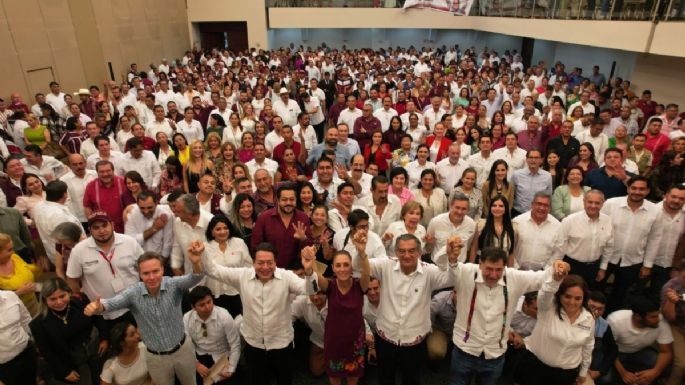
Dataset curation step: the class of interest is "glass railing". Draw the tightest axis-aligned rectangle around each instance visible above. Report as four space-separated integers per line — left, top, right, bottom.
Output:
266 0 685 20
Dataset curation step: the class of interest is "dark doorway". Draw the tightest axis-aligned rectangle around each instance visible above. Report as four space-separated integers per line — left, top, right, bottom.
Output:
198 22 249 53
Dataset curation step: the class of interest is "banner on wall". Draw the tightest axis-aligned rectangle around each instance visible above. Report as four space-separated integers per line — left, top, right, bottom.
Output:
402 0 474 15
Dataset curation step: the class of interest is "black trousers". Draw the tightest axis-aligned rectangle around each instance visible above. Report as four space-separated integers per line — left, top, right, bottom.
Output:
376 337 426 385
647 265 672 301
514 349 579 385
245 343 293 385
214 294 243 318
313 121 326 142
605 263 643 312
196 353 236 385
0 343 36 385
564 256 601 290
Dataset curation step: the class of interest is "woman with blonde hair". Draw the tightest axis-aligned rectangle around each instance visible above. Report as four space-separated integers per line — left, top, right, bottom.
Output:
214 141 238 189
0 232 41 316
183 139 214 194
240 103 258 133
382 201 426 257
23 113 52 151
204 131 223 164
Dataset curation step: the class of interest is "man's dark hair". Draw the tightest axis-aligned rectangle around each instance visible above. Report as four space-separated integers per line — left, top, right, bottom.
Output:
480 246 508 264
167 188 185 203
630 296 660 318
188 286 214 307
137 190 156 203
136 251 164 270
588 290 607 305
371 175 389 190
276 184 297 199
45 180 68 202
254 242 278 259
24 144 42 156
626 175 650 187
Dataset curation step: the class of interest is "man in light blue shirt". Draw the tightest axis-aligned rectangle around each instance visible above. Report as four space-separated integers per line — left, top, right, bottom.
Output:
511 149 553 216
306 125 352 167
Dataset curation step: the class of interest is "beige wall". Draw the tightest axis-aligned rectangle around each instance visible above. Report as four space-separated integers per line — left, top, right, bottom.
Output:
631 54 685 108
0 0 189 102
187 0 268 49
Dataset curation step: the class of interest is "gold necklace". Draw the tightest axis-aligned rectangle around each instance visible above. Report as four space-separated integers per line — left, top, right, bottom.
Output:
51 304 71 325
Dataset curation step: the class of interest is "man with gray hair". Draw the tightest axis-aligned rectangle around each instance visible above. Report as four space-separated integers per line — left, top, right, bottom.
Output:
50 222 85 278
426 193 476 263
512 192 561 270
171 194 214 276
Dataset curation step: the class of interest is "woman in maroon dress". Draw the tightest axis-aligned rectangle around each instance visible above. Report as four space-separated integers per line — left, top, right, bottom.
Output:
304 233 370 385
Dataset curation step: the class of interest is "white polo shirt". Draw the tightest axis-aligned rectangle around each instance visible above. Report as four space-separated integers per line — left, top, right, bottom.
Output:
66 233 144 320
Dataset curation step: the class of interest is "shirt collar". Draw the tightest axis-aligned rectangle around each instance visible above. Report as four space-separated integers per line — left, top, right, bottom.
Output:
391 260 423 275
618 197 647 211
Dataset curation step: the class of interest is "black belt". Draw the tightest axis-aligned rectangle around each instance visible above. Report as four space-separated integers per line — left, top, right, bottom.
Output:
147 335 185 355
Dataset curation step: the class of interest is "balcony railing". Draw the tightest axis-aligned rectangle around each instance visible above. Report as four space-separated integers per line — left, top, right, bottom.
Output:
266 0 685 21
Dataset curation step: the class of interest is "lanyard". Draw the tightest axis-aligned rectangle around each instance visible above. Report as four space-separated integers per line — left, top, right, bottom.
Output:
463 271 509 348
98 248 116 276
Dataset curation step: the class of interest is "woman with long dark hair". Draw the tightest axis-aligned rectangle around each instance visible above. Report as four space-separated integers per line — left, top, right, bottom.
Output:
159 156 184 197
514 274 594 385
567 142 599 176
203 215 251 317
481 160 513 218
30 278 108 385
469 195 517 265
229 193 257 253
100 322 151 385
543 149 565 189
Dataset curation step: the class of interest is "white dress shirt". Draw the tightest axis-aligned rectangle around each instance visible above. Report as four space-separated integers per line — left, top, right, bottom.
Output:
552 210 613 264
493 147 527 181
436 157 470 194
513 211 561 270
264 131 283 153
0 291 31 364
423 108 447 131
600 197 662 269
427 213 476 262
184 307 241 373
246 158 279 179
333 228 387 276
406 160 436 189
652 201 685 268
117 151 162 189
357 194 402 237
80 136 120 160
175 119 204 143
21 156 66 182
292 124 318 152
86 151 126 173
447 260 556 359
327 204 375 233
363 297 379 333
370 258 453 345
145 118 174 139
337 108 363 131
574 130 609 160
33 200 83 263
124 204 174 257
468 152 496 188
272 99 301 127
291 295 327 348
66 233 144 320
201 255 314 350
373 108 398 132
60 170 98 222
171 210 214 273
383 221 426 257
607 310 673 353
525 278 594 376
203 239 252 297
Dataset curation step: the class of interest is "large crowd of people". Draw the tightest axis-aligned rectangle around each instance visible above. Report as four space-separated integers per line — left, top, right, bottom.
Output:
0 44 684 385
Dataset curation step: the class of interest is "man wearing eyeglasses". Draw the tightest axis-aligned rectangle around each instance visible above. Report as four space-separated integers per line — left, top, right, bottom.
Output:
511 149 553 217
184 285 241 384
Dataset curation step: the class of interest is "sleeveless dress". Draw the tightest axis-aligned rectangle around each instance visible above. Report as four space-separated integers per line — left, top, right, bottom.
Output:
324 278 365 378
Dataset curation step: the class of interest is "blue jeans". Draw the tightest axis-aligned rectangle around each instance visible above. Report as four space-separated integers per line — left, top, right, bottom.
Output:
450 346 505 385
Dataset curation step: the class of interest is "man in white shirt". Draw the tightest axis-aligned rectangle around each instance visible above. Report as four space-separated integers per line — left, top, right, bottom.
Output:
33 180 84 266
512 193 560 270
0 290 35 385
357 175 401 237
264 116 284 154
605 297 673 385
272 88 301 127
80 122 120 160
184 286 241 383
145 105 175 139
246 143 278 179
552 189 613 289
337 95 363 132
646 185 685 298
400 101 424 130
436 143 469 194
154 80 176 112
61 154 97 226
598 176 662 312
568 91 596 116
373 96 398 132
427 193 476 263
171 194 214 276
367 233 459 385
424 96 447 132
125 191 174 259
302 92 325 141
468 135 496 188
46 81 66 113
291 292 328 377
292 112 319 153
480 88 503 120
208 98 232 127
200 242 316 385
575 119 610 161
66 211 143 326
608 106 640 138
441 242 570 385
86 136 125 172
21 145 66 182
118 138 161 191
493 133 527 181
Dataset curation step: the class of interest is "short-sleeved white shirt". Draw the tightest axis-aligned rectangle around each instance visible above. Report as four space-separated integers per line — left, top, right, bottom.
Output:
607 309 673 353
